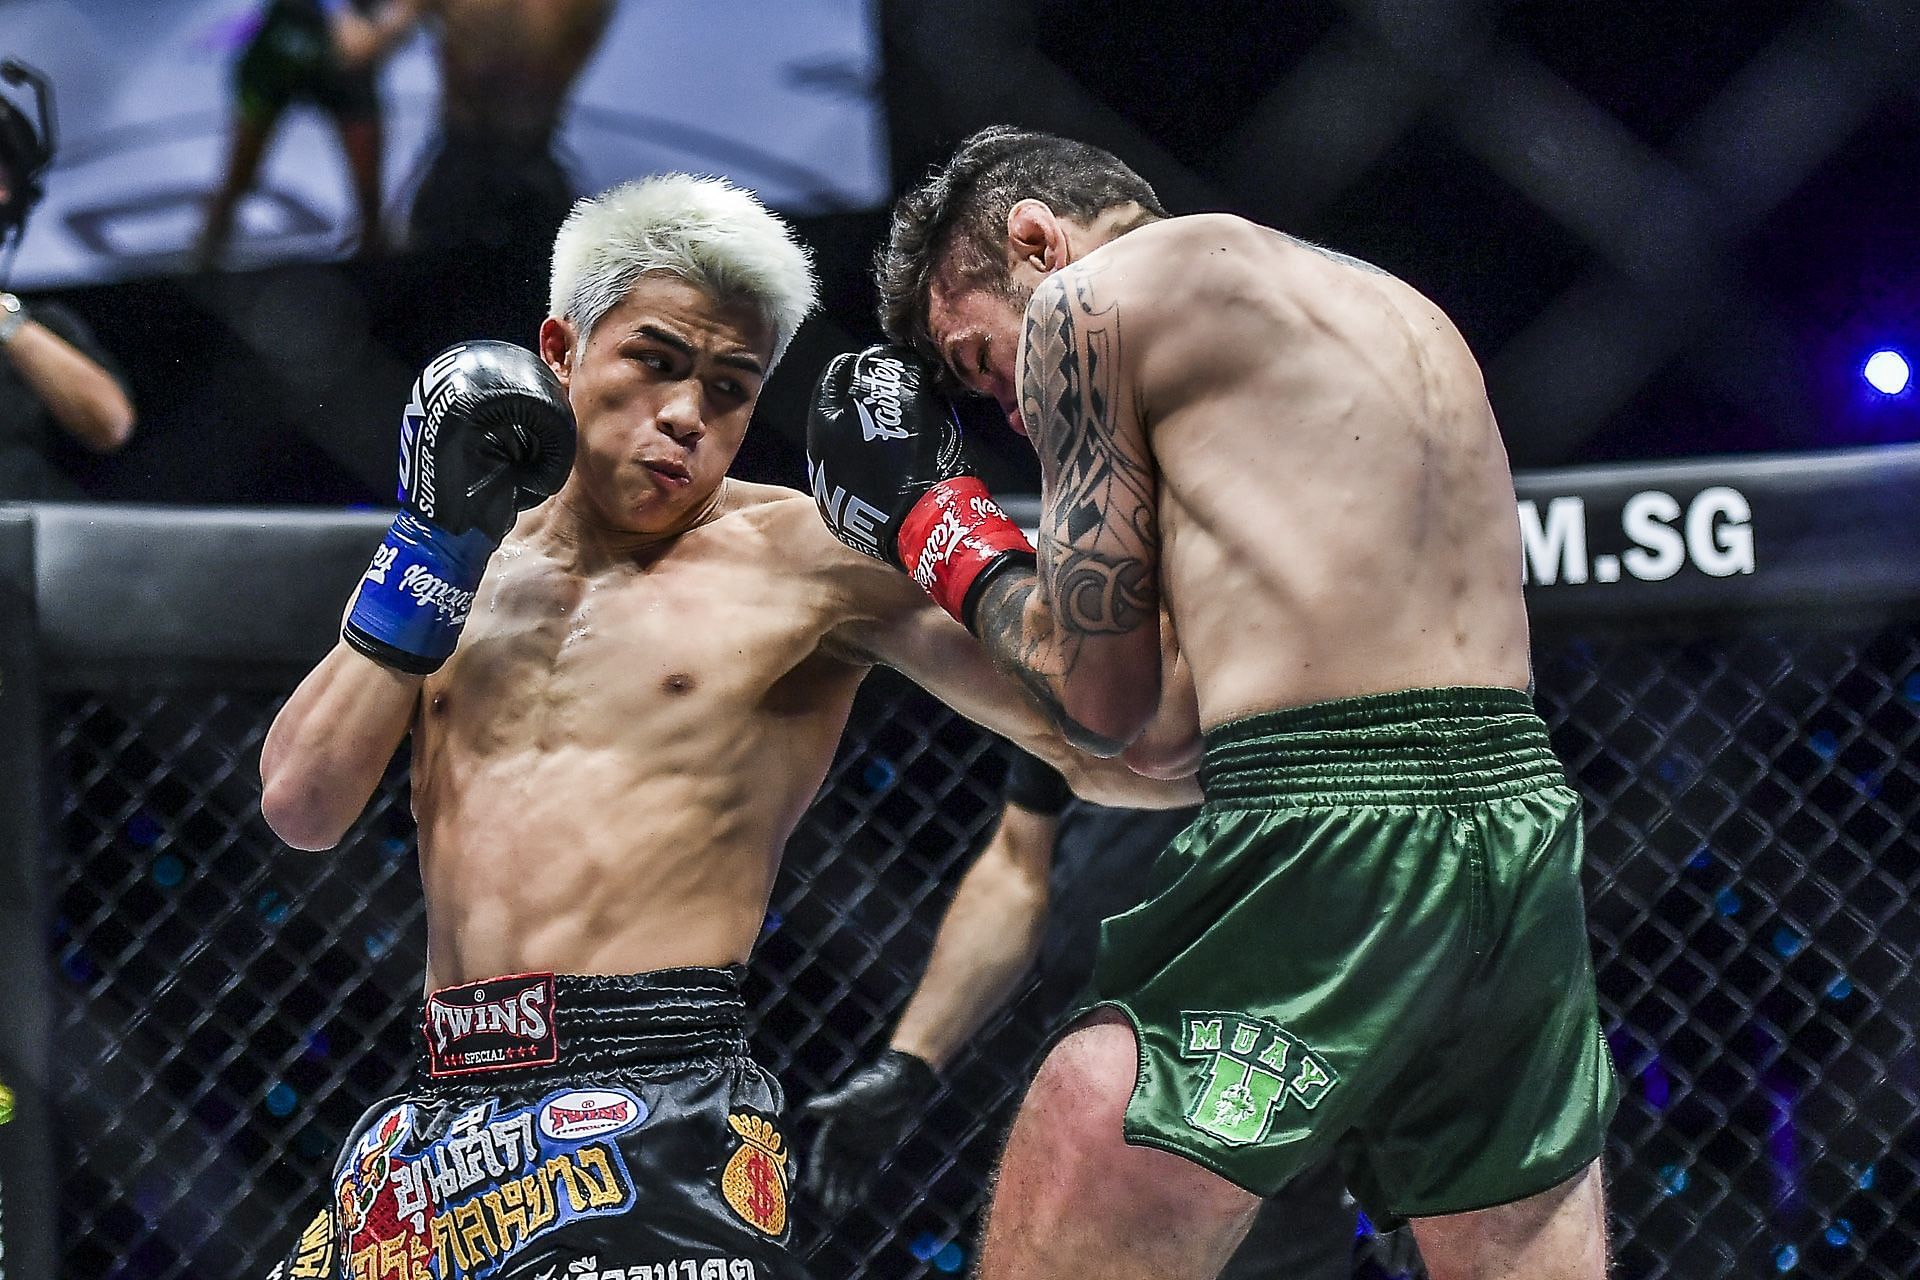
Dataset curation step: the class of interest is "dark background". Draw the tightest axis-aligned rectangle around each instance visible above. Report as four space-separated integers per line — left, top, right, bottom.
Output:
8 5 1920 1279
21 0 1920 510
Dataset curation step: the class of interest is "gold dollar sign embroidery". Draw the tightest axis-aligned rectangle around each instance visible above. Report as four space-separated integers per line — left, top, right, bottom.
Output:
720 1113 789 1236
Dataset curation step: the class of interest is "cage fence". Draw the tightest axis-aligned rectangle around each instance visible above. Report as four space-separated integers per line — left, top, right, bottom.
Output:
37 619 1920 1280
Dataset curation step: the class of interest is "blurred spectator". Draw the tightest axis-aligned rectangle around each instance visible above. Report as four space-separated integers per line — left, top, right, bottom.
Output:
0 292 135 498
1 76 134 499
197 0 424 269
406 0 614 257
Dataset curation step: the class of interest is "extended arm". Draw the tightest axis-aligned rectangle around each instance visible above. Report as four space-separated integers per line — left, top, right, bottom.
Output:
838 567 1197 806
804 322 1163 759
971 262 1163 754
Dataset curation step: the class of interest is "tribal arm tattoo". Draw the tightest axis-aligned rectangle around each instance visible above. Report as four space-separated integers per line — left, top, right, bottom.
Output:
972 262 1161 754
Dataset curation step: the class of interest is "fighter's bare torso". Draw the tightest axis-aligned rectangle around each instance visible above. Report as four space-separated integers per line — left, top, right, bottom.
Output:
411 482 901 987
1052 213 1531 730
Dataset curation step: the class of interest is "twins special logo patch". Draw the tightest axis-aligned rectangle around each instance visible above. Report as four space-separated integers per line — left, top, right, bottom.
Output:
720 1112 789 1237
1178 1012 1337 1147
538 1088 648 1142
424 972 558 1077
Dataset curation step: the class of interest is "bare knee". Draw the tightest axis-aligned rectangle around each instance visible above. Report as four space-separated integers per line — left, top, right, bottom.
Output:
1003 1010 1255 1231
1021 1009 1139 1151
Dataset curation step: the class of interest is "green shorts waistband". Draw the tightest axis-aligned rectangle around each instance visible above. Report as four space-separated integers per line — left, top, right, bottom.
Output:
1201 686 1566 806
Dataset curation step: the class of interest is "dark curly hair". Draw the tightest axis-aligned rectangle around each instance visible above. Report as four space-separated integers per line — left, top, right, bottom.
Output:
875 126 1166 373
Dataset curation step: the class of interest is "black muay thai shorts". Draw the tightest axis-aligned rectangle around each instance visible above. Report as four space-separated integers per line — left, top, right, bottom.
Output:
265 967 802 1280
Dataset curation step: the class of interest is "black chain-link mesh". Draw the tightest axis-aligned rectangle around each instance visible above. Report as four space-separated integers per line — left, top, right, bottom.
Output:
43 626 1920 1280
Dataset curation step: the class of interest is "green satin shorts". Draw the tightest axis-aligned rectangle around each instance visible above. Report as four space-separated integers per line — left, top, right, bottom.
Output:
1083 686 1618 1222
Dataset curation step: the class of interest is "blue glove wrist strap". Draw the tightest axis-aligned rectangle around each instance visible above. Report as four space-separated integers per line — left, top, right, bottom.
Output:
343 513 495 674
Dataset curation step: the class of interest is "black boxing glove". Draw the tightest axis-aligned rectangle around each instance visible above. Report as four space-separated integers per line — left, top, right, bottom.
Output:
343 341 575 674
799 1048 940 1218
807 345 1035 632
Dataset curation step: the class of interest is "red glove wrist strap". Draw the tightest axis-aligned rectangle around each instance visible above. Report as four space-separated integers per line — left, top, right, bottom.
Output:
897 477 1035 626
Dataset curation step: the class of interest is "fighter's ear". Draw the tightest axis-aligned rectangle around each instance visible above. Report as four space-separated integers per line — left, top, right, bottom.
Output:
538 315 577 390
1007 199 1068 274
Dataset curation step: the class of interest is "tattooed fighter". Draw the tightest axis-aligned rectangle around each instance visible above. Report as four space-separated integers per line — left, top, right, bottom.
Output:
805 127 1617 1280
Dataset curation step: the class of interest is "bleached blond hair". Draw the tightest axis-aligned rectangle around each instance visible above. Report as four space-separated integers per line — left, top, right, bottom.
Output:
548 174 819 369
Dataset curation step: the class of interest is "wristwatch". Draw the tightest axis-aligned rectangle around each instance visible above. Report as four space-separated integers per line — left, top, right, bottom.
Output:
0 293 27 346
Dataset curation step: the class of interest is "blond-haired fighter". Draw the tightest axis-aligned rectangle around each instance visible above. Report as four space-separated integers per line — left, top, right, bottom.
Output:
259 172 1189 1280
806 127 1617 1280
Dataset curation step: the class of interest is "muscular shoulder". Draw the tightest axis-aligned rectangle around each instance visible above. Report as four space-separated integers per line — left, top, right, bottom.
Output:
725 480 843 563
729 479 922 615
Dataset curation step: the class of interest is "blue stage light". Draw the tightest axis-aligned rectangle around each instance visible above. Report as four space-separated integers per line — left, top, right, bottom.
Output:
1774 1244 1798 1271
1827 976 1853 1001
1807 730 1839 760
1658 1164 1689 1195
933 1243 966 1273
1863 350 1911 395
1771 929 1805 959
1825 1219 1853 1248
1716 888 1742 916
908 1234 940 1262
152 854 185 888
265 1083 298 1117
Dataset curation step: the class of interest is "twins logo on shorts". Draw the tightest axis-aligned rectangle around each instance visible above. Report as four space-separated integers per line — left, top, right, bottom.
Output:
1178 1012 1337 1147
424 972 558 1077
335 1087 647 1280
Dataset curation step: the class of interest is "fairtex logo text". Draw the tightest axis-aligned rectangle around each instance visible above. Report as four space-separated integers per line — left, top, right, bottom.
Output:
398 563 476 624
854 354 911 442
912 508 970 591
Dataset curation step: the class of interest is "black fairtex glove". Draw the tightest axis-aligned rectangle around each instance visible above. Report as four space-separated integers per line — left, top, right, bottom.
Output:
800 1049 939 1218
807 345 1035 632
343 341 574 674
